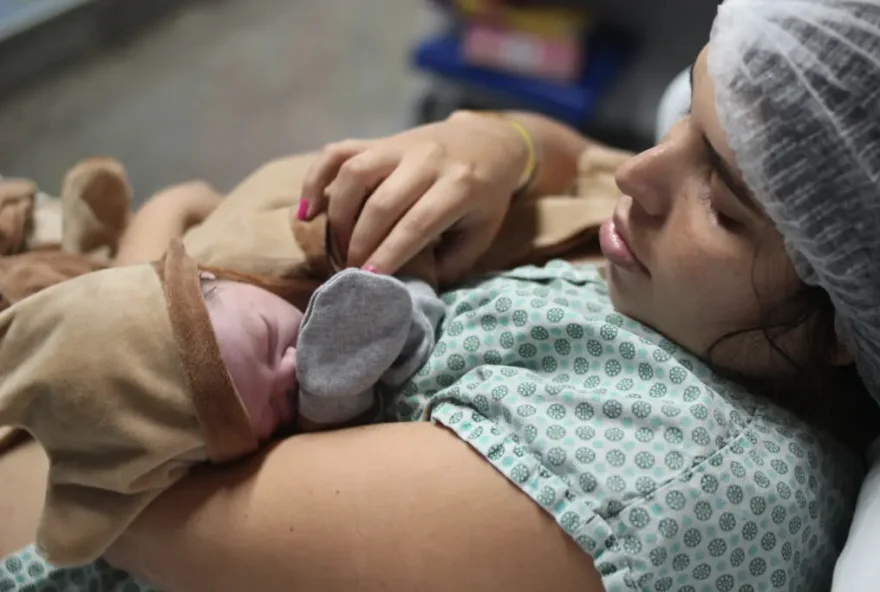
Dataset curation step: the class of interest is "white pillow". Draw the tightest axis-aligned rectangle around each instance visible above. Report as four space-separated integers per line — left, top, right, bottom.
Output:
654 67 692 144
832 438 880 590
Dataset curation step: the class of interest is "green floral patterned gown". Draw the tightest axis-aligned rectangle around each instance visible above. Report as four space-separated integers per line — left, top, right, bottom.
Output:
2 262 863 592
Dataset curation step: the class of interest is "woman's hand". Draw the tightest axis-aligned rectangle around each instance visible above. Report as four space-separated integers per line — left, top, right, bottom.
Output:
300 111 531 284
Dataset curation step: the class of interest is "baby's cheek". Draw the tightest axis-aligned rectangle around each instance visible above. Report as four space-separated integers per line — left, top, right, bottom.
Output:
231 379 278 441
237 390 267 438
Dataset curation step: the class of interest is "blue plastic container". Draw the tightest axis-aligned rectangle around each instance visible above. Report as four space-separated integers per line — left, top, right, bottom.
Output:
412 27 634 128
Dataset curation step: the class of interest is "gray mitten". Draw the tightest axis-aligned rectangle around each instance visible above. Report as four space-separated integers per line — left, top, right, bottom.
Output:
296 269 412 425
381 278 445 388
296 269 445 426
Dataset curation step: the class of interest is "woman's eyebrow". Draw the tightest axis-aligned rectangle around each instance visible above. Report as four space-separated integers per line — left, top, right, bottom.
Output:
688 61 761 214
702 134 761 214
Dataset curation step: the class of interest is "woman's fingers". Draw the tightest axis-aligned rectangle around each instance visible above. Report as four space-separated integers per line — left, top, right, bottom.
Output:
300 139 369 218
362 173 471 275
325 148 405 253
346 147 442 267
304 132 509 279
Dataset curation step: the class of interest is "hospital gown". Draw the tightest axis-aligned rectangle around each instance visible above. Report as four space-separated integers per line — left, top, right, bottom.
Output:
1 262 864 591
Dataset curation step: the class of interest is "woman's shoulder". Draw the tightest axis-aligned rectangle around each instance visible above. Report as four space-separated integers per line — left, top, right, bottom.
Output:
402 260 862 589
444 259 610 312
435 260 864 493
433 255 865 490
490 259 606 287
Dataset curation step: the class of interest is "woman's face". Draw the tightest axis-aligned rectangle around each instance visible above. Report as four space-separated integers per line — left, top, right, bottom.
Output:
603 45 802 378
205 279 303 440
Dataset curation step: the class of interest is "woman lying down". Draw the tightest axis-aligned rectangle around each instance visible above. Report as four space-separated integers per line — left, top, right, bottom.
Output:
3 0 880 590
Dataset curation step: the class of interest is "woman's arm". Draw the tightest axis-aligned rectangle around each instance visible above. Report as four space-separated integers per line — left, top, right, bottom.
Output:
106 422 604 592
114 182 223 266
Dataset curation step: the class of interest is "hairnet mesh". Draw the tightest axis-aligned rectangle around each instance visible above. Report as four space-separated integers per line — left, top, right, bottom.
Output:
708 0 880 403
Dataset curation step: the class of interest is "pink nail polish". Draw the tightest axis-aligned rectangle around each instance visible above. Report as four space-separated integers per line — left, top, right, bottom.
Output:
363 265 378 273
296 199 309 221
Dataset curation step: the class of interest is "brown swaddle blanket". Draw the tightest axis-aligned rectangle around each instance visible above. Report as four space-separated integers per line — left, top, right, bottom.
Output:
0 240 257 566
0 145 628 563
0 145 626 313
0 178 36 256
183 146 627 290
0 160 132 312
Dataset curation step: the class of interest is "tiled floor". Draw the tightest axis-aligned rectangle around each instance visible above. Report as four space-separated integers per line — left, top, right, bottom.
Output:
0 1 433 202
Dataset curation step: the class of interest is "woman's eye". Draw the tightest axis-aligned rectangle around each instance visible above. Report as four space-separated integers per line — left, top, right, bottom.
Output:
710 201 742 230
700 191 739 231
705 174 743 229
716 209 739 228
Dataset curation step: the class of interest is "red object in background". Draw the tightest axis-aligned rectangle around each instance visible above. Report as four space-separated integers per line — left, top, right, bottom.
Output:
462 22 583 82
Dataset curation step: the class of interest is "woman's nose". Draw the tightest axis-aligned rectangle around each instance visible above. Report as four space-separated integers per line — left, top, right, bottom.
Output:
615 124 684 219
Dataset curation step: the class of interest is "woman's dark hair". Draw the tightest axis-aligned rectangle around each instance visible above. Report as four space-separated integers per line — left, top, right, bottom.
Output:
704 32 880 451
707 250 880 453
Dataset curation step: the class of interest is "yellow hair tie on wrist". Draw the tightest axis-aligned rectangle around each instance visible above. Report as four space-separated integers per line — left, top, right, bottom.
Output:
506 119 539 192
479 112 539 193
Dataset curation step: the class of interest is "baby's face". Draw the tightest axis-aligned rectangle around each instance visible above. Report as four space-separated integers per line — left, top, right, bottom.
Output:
204 280 303 440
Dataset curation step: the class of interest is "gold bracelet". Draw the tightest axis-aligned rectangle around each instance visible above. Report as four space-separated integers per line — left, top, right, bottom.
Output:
478 112 540 193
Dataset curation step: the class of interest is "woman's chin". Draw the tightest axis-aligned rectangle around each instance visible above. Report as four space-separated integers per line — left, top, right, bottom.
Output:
606 266 635 315
606 269 655 331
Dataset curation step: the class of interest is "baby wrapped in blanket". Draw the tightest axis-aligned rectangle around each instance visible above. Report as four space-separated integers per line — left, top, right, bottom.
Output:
0 239 444 567
0 145 629 568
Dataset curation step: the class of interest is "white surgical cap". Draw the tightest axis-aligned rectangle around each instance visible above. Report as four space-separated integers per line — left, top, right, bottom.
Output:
708 0 880 403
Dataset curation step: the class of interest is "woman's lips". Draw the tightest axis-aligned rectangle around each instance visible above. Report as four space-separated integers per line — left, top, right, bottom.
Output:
599 218 648 274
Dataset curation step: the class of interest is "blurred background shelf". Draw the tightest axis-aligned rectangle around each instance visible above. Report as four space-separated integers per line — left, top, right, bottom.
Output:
413 0 720 150
412 26 634 130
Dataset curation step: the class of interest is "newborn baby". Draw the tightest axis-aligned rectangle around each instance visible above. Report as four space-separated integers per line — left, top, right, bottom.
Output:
204 265 443 439
0 240 442 567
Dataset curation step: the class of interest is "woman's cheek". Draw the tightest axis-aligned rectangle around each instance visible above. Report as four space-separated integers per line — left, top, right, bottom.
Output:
651 240 750 345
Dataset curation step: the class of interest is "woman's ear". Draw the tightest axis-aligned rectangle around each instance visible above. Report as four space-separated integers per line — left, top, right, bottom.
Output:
828 313 856 367
829 338 855 367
